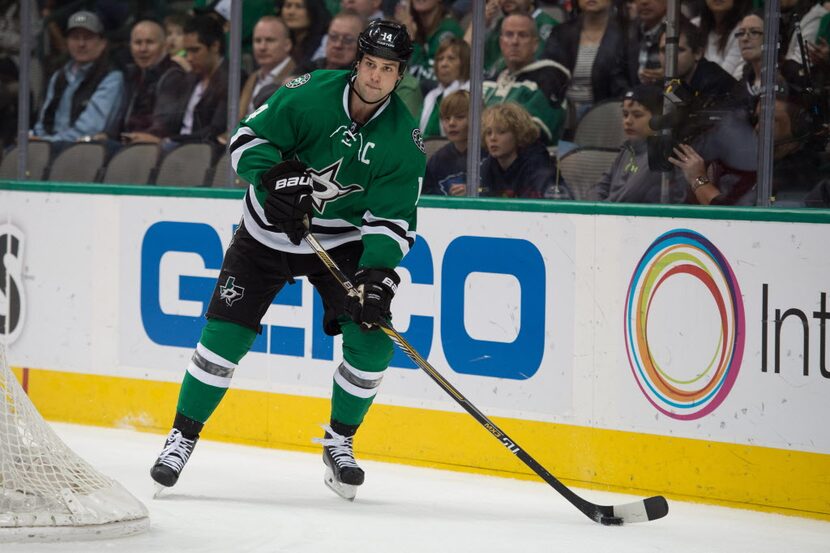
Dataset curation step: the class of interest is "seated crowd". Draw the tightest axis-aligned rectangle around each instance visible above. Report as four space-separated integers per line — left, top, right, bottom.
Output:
0 0 828 206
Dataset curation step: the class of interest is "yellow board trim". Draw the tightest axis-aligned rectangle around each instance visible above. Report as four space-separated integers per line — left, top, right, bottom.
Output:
13 367 830 521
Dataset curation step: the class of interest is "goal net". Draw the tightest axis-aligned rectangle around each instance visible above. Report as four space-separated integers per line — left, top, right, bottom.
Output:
0 343 149 541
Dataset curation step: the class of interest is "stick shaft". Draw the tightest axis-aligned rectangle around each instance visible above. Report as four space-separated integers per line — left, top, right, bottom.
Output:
303 232 607 521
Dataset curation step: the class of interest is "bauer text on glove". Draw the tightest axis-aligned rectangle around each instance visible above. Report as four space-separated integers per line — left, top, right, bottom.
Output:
262 159 314 245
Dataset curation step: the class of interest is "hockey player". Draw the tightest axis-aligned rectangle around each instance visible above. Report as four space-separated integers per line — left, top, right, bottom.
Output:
150 20 425 501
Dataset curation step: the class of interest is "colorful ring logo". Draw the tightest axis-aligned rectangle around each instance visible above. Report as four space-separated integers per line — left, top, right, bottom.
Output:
625 229 745 420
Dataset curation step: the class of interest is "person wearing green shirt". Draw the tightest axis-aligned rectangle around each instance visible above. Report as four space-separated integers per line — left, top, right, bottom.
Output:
420 36 470 137
150 20 426 503
396 0 464 82
483 14 569 145
465 0 559 76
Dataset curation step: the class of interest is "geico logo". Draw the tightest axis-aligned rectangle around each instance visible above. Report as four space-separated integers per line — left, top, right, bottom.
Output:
273 176 311 190
141 222 546 380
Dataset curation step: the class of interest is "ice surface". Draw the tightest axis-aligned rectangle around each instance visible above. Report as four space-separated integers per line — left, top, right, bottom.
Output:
3 423 828 552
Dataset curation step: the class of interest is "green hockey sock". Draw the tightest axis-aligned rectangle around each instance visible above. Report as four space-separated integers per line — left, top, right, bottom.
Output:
175 319 257 424
330 321 393 426
177 370 228 424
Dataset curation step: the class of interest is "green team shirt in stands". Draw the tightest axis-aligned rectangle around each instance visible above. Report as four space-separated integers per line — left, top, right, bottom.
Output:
409 16 464 82
229 70 426 270
483 9 559 76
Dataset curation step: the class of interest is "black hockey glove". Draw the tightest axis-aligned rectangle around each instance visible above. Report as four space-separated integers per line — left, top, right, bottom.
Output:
345 268 401 329
262 159 314 245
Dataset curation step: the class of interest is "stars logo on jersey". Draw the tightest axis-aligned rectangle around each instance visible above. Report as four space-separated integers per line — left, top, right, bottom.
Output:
285 73 311 89
412 128 425 154
307 160 363 213
219 276 245 306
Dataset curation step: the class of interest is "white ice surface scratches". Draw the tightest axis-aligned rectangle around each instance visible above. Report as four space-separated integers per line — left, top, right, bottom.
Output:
3 423 828 553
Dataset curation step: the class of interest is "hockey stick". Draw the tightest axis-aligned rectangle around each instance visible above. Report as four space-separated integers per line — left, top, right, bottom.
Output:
303 231 669 525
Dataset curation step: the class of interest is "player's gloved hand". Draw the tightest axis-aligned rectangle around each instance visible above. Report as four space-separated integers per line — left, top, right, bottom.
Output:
261 159 314 245
345 268 400 329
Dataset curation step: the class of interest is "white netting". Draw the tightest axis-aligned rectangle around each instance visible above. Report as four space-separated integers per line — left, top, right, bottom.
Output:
0 343 149 541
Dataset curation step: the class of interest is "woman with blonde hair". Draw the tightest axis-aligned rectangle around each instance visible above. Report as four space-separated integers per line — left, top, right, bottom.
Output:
480 102 573 199
419 37 470 138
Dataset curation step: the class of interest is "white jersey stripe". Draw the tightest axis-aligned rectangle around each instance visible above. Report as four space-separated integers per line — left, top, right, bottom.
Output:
242 188 361 253
362 211 411 233
231 137 270 172
361 225 412 257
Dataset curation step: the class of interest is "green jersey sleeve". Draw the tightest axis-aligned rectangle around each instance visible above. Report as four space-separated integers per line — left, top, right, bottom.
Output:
229 83 304 190
359 127 425 270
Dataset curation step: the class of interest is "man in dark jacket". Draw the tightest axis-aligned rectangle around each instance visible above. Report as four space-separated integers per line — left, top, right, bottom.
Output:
626 0 667 85
109 19 189 144
168 14 234 145
32 10 124 143
658 20 746 106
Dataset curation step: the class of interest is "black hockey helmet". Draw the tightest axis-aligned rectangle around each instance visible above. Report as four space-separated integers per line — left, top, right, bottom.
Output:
356 19 413 74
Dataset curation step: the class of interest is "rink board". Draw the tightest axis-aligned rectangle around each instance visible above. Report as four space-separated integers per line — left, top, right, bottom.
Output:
3 182 830 519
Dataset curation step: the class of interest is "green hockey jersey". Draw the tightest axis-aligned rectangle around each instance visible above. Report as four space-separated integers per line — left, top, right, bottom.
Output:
229 70 426 270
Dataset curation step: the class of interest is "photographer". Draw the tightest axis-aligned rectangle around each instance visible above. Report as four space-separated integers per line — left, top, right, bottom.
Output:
669 80 829 206
648 20 757 205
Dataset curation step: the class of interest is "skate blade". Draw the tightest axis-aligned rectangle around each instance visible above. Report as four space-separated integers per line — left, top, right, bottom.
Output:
153 483 168 499
324 467 357 501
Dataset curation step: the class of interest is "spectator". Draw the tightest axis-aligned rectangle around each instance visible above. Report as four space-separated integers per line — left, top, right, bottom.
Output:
736 12 763 100
665 81 804 206
626 0 668 85
239 16 295 118
595 85 687 202
480 102 573 198
164 12 191 71
763 87 830 204
544 0 629 126
311 0 382 59
280 0 331 67
204 0 279 59
658 20 745 104
484 14 570 144
341 0 384 19
423 90 479 195
696 0 750 79
782 0 828 66
395 0 464 83
31 11 124 144
465 0 559 76
101 20 189 145
168 14 232 145
296 9 365 72
420 37 470 137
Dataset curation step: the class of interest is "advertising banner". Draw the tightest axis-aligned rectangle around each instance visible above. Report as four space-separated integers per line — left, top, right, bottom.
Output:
3 189 828 456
